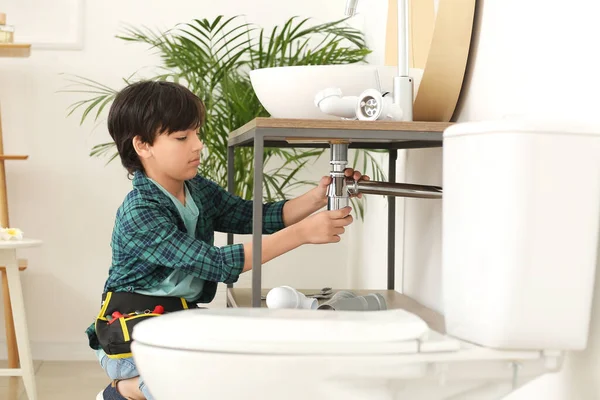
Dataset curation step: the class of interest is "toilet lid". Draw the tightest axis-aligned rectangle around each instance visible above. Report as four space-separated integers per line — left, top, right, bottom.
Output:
132 308 431 355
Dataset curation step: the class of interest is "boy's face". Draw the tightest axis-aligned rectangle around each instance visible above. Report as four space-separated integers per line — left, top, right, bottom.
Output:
137 128 204 182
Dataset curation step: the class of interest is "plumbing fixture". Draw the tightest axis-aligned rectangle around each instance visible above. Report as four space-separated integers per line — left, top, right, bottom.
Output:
344 0 359 17
313 88 358 120
315 87 404 121
327 143 442 211
393 0 413 121
321 3 437 209
356 89 403 121
338 0 413 121
347 179 443 199
327 143 351 210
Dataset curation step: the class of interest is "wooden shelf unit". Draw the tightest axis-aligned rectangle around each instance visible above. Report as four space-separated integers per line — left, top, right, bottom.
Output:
0 43 31 58
0 43 32 368
0 155 28 161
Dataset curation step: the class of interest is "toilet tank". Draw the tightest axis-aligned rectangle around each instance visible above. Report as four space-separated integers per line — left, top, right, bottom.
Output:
442 120 600 350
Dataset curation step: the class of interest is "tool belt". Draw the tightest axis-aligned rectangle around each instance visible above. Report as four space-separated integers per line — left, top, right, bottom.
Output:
95 291 198 359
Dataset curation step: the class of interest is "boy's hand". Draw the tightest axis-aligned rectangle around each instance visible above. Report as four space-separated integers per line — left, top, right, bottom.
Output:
314 168 370 203
296 206 353 244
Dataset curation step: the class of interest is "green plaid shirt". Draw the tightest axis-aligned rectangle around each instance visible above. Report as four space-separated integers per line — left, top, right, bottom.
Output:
86 171 286 349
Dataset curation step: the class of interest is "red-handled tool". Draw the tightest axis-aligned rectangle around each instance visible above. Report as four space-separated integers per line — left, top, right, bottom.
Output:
152 305 164 315
107 311 124 325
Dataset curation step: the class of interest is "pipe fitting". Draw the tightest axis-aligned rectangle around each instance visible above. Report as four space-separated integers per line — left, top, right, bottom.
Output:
356 89 403 121
326 143 443 210
327 172 350 210
314 88 358 119
347 178 442 199
327 143 350 210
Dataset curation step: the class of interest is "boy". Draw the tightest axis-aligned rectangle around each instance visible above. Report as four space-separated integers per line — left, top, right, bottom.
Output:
89 81 368 400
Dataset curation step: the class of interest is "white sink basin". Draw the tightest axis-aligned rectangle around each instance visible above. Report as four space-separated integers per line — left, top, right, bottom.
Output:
249 65 423 120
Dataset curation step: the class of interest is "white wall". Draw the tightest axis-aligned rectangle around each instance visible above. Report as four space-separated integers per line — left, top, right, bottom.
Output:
0 0 384 360
400 0 600 399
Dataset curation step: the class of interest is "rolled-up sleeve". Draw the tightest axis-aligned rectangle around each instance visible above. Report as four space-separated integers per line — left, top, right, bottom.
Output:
120 204 245 284
210 181 287 235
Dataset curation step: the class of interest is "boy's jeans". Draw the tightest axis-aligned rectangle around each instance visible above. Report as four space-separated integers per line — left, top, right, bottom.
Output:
96 349 153 400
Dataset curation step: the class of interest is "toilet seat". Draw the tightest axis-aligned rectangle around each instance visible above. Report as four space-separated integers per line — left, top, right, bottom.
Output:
132 307 465 355
132 308 564 400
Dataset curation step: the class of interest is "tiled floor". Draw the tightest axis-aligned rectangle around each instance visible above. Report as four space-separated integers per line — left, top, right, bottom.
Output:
0 360 108 399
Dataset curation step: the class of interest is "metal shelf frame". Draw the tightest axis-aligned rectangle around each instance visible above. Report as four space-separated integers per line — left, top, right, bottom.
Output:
226 118 447 307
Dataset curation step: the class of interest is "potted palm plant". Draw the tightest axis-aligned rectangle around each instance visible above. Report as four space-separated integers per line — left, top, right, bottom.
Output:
64 15 386 217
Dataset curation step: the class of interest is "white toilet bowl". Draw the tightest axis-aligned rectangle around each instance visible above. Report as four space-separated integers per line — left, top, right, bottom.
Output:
131 307 562 400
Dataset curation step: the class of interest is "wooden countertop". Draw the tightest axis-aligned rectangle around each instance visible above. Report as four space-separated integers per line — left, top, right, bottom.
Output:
227 288 446 334
0 155 28 161
228 118 451 149
230 118 452 137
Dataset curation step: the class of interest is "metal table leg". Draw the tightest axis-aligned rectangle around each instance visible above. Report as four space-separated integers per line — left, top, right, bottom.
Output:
252 131 264 307
227 144 234 291
387 149 397 290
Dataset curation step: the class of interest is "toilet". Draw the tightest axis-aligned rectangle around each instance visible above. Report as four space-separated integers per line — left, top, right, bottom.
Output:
132 307 565 400
131 120 600 399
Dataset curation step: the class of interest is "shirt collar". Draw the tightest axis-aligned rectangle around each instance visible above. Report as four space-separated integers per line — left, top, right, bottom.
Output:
132 170 174 207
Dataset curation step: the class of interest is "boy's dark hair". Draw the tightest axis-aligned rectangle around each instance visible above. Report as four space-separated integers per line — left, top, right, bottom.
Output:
107 80 206 174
